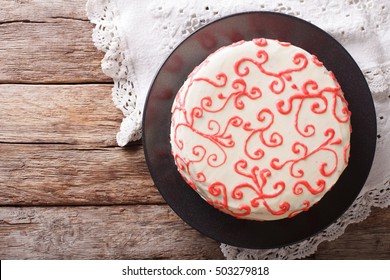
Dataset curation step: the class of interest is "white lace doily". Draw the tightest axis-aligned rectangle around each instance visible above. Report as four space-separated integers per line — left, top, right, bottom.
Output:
86 0 390 259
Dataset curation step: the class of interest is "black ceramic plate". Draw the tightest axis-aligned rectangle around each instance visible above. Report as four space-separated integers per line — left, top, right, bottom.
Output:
142 12 376 249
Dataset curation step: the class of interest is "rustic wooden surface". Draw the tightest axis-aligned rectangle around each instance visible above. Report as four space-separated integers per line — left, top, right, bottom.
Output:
0 0 389 260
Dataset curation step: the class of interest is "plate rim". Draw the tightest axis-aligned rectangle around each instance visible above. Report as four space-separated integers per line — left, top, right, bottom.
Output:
142 11 377 249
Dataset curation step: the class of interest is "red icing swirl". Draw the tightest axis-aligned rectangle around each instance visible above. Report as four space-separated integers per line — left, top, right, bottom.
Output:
170 38 351 221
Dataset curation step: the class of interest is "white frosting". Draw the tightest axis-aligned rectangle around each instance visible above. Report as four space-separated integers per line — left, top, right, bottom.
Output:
170 38 351 221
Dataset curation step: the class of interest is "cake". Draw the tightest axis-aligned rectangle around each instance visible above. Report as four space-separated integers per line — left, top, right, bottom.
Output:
170 38 351 221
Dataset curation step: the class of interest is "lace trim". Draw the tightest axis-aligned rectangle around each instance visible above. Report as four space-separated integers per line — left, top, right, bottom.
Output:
148 0 390 64
86 0 142 145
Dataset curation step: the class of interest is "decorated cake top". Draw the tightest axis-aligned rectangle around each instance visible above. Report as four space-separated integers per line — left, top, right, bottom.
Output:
170 38 351 221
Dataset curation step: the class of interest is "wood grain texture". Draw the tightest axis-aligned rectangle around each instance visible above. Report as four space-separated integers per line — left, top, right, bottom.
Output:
0 0 388 260
0 144 162 206
0 205 387 259
0 0 88 22
0 84 119 146
313 207 390 259
0 205 224 259
0 0 108 83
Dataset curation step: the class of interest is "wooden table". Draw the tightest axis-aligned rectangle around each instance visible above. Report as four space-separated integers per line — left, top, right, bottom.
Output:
0 0 389 260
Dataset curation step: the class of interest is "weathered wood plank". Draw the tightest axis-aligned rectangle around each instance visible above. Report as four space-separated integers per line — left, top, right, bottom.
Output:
0 10 108 83
313 207 390 259
0 84 121 146
0 205 225 259
0 144 162 205
0 205 388 259
0 0 88 22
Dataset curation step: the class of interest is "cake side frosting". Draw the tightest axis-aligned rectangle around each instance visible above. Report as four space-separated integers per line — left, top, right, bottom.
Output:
170 38 351 221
